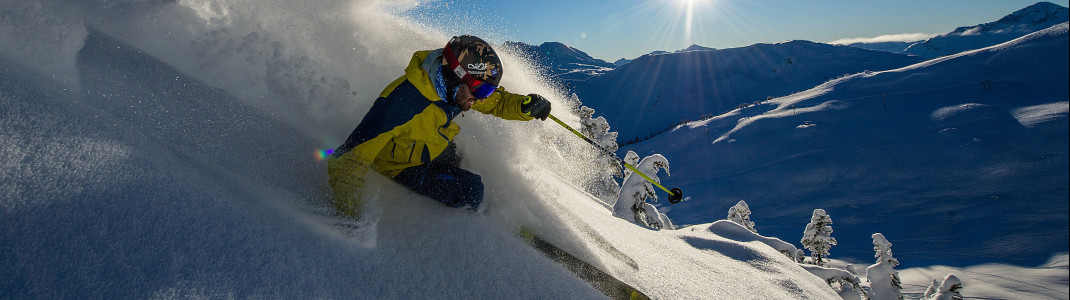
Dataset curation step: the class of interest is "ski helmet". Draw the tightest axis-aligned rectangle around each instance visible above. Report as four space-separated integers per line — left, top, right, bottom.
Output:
442 35 502 99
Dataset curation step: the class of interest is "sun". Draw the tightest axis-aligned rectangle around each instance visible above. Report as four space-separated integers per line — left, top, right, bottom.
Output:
671 0 715 43
674 0 710 6
619 0 728 52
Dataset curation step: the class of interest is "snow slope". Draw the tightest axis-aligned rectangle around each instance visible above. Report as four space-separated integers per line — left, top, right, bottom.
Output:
846 2 1069 56
2 1 841 298
625 22 1070 271
573 41 925 143
904 2 1069 58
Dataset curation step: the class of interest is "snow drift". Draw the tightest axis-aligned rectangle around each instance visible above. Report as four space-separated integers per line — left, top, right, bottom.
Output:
2 0 843 298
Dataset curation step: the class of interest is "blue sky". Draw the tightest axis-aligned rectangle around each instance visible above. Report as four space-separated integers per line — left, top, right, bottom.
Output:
410 0 1068 61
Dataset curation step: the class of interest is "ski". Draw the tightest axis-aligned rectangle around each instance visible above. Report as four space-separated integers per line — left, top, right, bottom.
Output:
518 228 650 300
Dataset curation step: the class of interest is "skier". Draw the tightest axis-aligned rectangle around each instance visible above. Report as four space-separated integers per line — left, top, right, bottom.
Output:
327 35 552 218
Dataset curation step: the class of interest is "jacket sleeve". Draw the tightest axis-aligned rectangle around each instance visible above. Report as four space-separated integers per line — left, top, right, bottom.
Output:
470 86 535 121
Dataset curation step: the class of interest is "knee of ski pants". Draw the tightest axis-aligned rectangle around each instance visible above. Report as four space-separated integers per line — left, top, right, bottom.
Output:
394 165 484 210
448 172 484 210
327 154 368 217
419 171 484 210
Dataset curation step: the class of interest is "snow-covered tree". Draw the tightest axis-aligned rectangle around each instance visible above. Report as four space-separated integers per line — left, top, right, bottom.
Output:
800 209 837 266
866 233 903 300
726 200 756 232
608 150 641 209
923 279 941 299
613 151 673 230
926 275 963 300
578 106 619 153
577 105 622 200
643 202 674 230
799 264 865 300
839 281 863 300
623 151 640 171
845 264 858 277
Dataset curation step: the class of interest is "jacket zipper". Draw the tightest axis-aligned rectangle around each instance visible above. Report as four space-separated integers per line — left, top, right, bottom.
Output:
408 141 416 162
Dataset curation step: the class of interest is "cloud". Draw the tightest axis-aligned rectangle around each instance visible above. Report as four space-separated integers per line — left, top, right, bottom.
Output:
829 32 938 45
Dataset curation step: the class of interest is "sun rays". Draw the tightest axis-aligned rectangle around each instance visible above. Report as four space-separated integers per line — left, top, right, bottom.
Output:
671 0 719 46
605 0 729 52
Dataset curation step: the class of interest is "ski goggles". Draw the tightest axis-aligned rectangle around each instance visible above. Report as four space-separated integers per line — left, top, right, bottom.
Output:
443 45 498 99
463 75 498 99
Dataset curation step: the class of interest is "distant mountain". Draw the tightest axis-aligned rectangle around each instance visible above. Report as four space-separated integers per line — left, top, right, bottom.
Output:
846 41 914 53
677 44 716 53
502 41 616 83
611 45 716 67
504 42 718 85
572 40 925 142
903 1 1068 57
624 22 1069 269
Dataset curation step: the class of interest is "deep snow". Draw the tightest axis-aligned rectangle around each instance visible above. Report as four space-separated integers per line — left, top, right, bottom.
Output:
0 39 834 297
2 0 836 298
2 1 1068 299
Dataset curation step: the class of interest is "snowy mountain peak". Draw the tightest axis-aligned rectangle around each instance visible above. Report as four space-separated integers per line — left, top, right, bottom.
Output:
678 44 717 52
538 42 590 59
502 41 615 82
948 1 1068 36
903 2 1068 57
995 1 1068 26
614 45 717 66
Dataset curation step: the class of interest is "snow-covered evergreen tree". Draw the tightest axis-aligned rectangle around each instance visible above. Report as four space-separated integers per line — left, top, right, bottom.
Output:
927 275 963 300
799 264 865 300
726 200 756 232
577 105 622 200
923 279 941 299
578 106 619 153
643 202 675 230
613 151 673 229
866 233 903 300
800 209 837 266
845 264 858 276
623 151 640 171
839 281 862 300
608 151 641 209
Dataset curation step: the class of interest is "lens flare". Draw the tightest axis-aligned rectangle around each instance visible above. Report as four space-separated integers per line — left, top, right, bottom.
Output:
315 148 335 161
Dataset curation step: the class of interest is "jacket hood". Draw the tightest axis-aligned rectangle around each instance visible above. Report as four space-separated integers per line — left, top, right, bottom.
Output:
403 49 447 102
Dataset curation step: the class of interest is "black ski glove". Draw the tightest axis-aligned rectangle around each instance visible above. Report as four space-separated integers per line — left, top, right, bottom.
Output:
521 94 551 121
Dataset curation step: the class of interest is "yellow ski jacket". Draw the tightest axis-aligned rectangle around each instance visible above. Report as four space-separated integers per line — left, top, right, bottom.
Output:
332 49 535 178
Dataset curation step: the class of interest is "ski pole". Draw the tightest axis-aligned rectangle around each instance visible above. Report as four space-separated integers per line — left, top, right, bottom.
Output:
547 113 684 204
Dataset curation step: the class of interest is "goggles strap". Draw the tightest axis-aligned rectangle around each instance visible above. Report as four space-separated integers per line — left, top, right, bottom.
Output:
442 45 470 82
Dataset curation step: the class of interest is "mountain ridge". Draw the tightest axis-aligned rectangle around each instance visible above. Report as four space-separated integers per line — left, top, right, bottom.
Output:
572 40 925 142
623 21 1069 269
502 41 616 83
